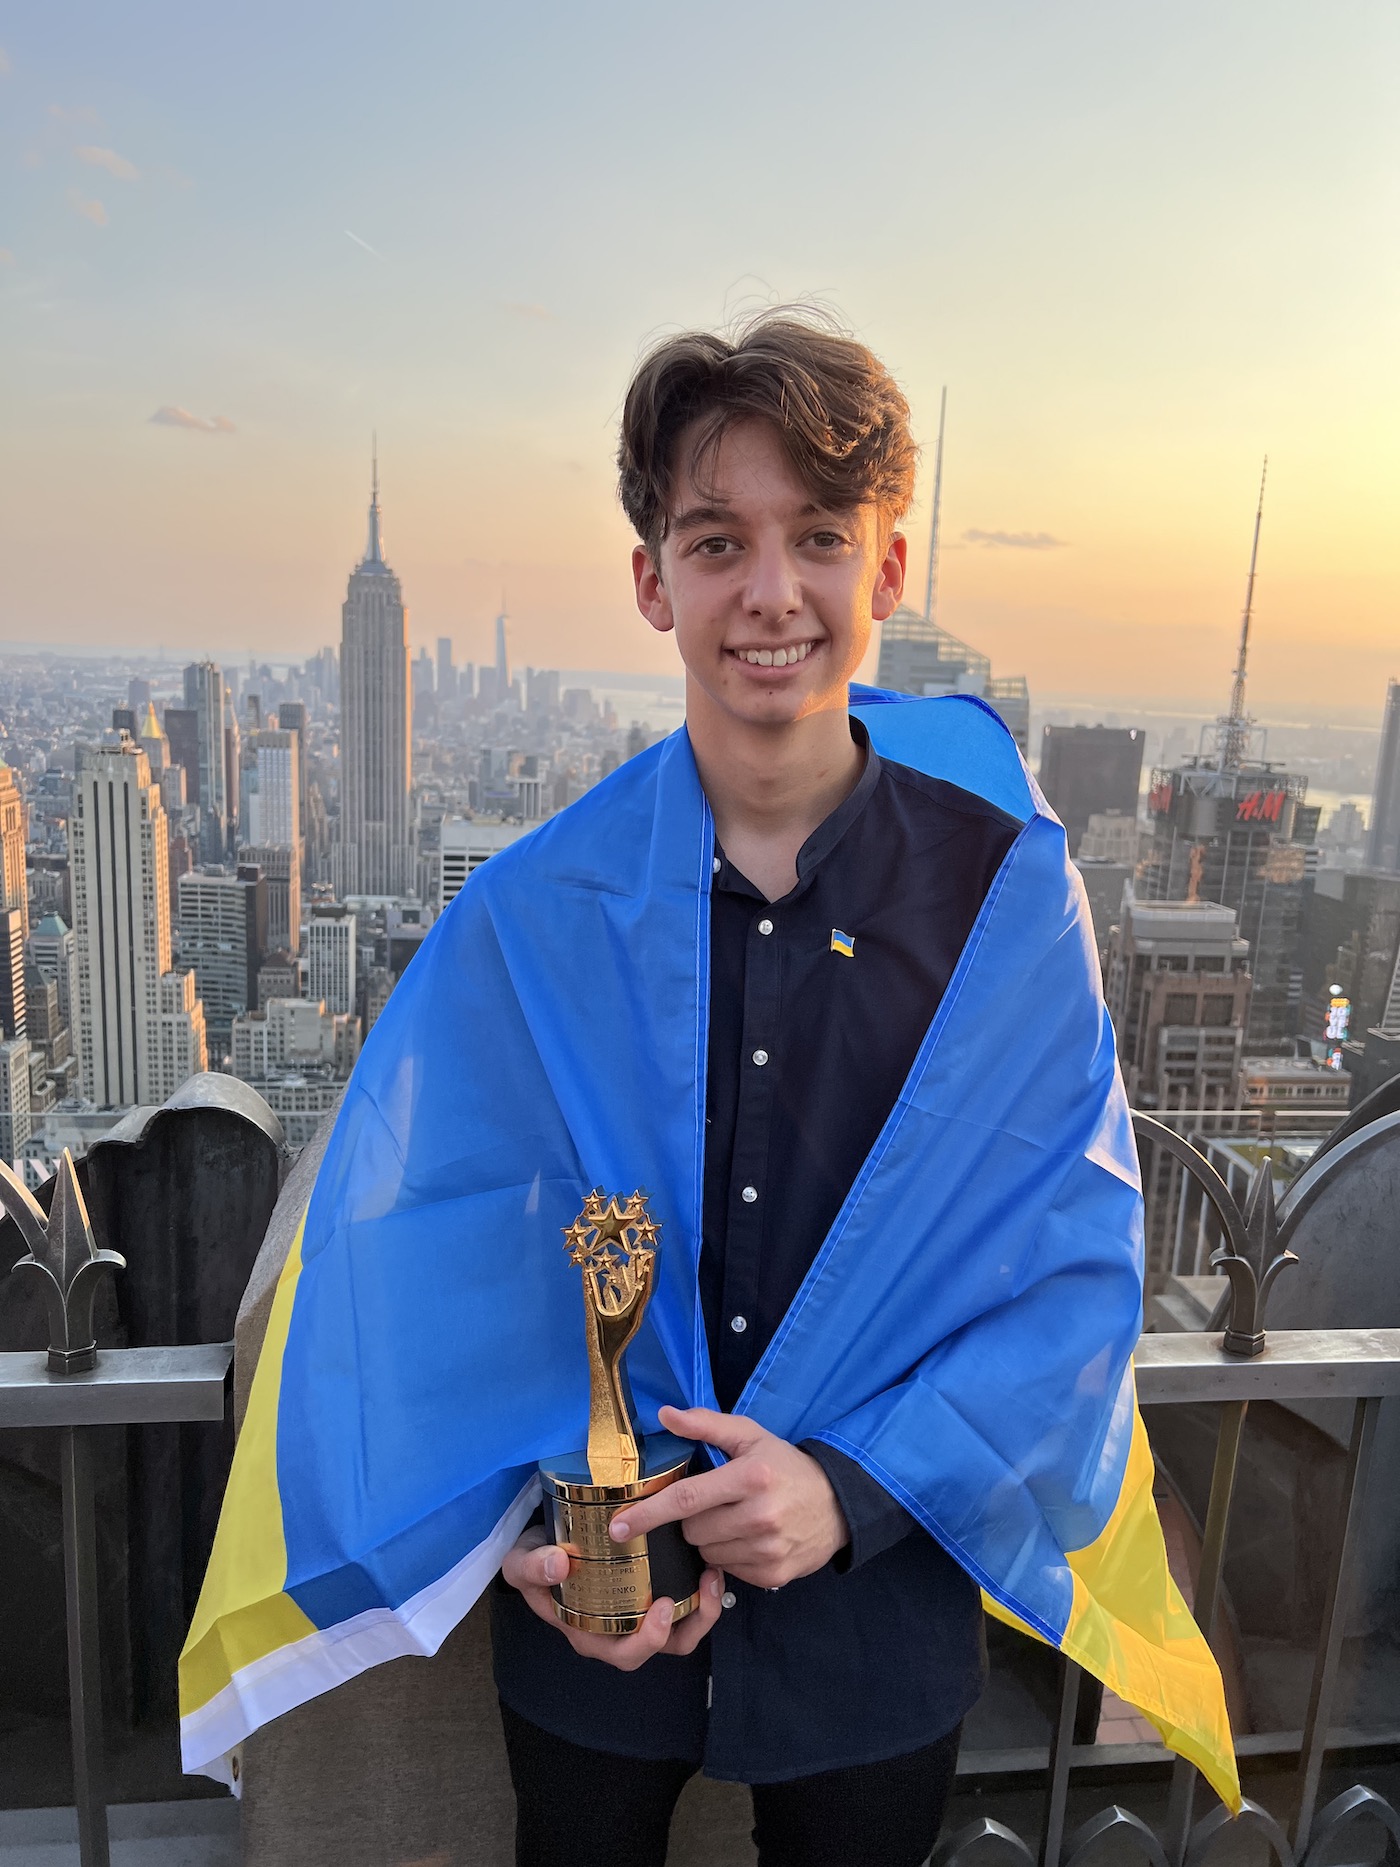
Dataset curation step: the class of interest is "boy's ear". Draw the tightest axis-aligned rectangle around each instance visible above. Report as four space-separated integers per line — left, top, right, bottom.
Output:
633 544 674 635
872 531 907 623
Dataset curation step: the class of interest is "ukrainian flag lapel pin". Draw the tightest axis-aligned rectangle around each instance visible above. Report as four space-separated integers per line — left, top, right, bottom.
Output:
830 928 855 959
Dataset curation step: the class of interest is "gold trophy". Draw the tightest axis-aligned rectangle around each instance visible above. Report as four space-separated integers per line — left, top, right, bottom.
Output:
539 1190 703 1634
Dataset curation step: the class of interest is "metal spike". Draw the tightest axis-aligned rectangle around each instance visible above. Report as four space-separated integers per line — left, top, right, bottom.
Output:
4 1149 125 1374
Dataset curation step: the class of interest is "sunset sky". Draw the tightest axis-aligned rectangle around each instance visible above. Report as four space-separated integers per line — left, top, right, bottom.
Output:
2 2 1396 713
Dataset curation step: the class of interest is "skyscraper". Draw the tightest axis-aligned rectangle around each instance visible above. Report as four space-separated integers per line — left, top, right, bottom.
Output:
0 1037 31 1161
70 740 201 1106
495 611 510 695
178 865 267 1057
1366 680 1400 873
223 688 242 850
28 914 78 1032
308 904 357 1015
1104 897 1254 1273
436 636 457 702
0 763 28 943
874 391 1031 752
0 907 25 1044
276 701 310 865
876 608 1031 753
1135 467 1310 1050
338 449 413 897
183 660 228 860
1038 726 1145 857
245 730 301 848
138 701 168 777
238 842 301 955
157 968 208 1088
164 707 201 806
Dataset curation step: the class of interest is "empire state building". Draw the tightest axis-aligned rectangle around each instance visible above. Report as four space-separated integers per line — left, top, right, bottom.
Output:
337 450 413 897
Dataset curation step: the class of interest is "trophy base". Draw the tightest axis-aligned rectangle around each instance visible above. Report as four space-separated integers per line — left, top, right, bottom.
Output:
539 1431 704 1636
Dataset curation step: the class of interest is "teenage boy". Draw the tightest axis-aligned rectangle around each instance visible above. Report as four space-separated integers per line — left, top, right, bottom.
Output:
493 318 1016 1865
182 315 1235 1866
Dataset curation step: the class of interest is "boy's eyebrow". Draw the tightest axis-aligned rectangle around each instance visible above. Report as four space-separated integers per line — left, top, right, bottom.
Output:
670 498 827 533
670 502 738 533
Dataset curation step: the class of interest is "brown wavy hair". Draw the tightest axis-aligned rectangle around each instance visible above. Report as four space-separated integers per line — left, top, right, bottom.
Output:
618 309 918 563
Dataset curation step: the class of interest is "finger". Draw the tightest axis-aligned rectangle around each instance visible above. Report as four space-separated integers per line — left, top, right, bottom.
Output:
517 1579 572 1629
665 1570 725 1655
659 1405 768 1460
677 1495 781 1548
694 1537 789 1583
502 1539 571 1592
564 1594 679 1670
611 1463 751 1542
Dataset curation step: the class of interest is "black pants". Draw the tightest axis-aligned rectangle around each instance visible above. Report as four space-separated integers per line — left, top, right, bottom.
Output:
499 1702 961 1867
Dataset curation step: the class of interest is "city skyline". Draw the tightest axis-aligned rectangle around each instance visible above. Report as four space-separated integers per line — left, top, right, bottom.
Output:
2 4 1397 711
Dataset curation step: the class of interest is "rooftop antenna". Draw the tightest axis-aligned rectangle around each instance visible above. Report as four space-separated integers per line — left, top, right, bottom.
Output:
364 433 383 565
922 386 948 624
1218 457 1268 769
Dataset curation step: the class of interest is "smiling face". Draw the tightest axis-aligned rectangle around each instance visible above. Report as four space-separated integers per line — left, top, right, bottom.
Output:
633 419 906 733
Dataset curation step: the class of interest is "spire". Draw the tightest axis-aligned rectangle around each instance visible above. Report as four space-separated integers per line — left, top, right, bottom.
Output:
923 386 948 624
363 434 384 566
1217 457 1268 770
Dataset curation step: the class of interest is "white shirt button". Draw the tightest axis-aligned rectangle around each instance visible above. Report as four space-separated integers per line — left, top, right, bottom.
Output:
741 1185 757 1203
721 1590 737 1609
730 1314 748 1333
752 1049 769 1067
713 856 722 874
758 918 774 935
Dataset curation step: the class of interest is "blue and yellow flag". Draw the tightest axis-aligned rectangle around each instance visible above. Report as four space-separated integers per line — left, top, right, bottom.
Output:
180 690 1239 1812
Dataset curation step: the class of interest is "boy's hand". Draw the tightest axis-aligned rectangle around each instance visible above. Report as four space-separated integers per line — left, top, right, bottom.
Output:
501 1525 724 1670
610 1405 849 1589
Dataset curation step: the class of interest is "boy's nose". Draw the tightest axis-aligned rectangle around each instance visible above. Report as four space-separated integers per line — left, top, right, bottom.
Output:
742 547 802 621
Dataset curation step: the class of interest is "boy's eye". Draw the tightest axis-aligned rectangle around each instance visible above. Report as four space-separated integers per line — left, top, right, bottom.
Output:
695 536 733 556
809 531 844 548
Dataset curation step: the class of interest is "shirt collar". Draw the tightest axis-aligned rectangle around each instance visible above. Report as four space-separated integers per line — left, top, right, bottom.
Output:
712 718 883 903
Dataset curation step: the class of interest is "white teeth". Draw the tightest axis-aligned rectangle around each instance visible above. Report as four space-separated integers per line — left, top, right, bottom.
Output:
736 643 814 666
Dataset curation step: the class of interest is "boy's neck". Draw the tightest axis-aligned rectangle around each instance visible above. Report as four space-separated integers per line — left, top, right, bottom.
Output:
685 680 864 902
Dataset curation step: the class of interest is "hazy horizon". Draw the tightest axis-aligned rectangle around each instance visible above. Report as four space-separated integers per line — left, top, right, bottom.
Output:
3 3 1396 715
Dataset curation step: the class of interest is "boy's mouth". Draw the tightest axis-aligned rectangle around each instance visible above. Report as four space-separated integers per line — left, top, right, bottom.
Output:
726 640 819 669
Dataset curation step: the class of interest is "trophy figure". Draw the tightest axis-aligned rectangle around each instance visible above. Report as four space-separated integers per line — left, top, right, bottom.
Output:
539 1190 703 1634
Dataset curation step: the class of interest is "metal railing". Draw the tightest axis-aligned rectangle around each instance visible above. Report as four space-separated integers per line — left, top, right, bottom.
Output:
0 1153 232 1867
935 1333 1400 1867
5 1115 1400 1867
935 1114 1400 1866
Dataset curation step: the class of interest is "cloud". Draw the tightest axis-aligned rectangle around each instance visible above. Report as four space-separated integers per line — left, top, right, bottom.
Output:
961 528 1068 551
49 103 100 126
75 144 139 182
504 301 556 322
0 249 13 266
344 228 386 261
68 191 108 227
149 405 236 434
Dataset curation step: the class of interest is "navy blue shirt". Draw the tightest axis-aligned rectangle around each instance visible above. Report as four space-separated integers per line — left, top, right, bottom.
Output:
492 725 1020 1781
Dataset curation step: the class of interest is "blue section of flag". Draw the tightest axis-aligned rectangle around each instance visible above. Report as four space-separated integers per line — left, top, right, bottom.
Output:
274 691 1139 1653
